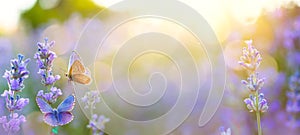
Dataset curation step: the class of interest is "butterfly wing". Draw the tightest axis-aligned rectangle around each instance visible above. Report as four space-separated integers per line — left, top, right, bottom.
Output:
36 97 53 113
44 113 59 127
57 95 75 112
58 112 74 126
72 73 92 85
68 51 82 73
70 60 86 75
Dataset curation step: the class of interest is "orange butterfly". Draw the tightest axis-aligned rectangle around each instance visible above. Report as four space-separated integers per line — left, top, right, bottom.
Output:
65 51 92 85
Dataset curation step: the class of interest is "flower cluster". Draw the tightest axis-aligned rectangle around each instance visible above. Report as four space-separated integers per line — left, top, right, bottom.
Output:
3 54 30 91
82 91 101 110
238 40 262 73
1 91 29 112
82 90 109 135
0 54 30 134
241 73 265 92
87 114 110 135
244 93 268 113
37 87 62 104
219 127 231 135
239 40 269 113
34 38 60 86
286 71 300 128
0 113 26 133
34 38 62 104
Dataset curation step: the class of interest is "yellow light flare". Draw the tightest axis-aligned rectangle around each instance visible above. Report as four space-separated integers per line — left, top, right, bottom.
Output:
178 0 232 43
92 0 123 7
228 0 265 25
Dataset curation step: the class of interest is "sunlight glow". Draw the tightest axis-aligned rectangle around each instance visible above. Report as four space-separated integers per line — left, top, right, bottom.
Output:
0 0 36 34
92 0 123 7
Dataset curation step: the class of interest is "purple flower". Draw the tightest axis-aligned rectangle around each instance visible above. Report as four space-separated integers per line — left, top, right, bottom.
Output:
82 91 101 110
244 93 268 113
1 90 29 112
238 39 262 73
82 90 109 134
37 70 60 85
37 87 62 104
286 92 300 113
219 127 231 135
0 54 30 134
87 114 110 135
239 39 268 135
34 38 59 86
3 54 30 91
241 73 265 92
0 113 26 134
10 79 23 91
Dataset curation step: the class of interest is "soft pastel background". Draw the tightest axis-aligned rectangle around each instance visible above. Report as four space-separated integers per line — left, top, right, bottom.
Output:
1 0 300 135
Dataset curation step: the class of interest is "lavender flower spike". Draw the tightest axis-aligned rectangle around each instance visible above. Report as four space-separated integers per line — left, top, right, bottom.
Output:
34 38 59 86
239 39 268 135
0 54 30 134
3 54 30 91
238 39 262 73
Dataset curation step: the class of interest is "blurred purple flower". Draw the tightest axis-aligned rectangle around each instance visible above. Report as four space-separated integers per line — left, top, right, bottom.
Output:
219 127 231 135
283 28 295 50
82 90 109 135
0 113 26 134
82 91 101 110
87 114 110 135
286 71 300 128
287 52 300 69
0 38 13 65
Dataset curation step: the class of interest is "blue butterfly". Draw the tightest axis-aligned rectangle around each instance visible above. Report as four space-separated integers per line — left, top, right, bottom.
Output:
36 95 75 127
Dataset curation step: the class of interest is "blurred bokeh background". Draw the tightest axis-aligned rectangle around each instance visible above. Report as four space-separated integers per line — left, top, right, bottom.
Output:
1 0 300 134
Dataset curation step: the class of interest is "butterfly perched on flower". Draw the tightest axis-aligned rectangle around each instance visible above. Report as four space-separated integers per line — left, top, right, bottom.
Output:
65 51 92 85
36 94 75 127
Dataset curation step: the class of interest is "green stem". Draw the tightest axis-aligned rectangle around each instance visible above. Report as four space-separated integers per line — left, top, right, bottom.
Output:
255 91 262 135
51 127 58 134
